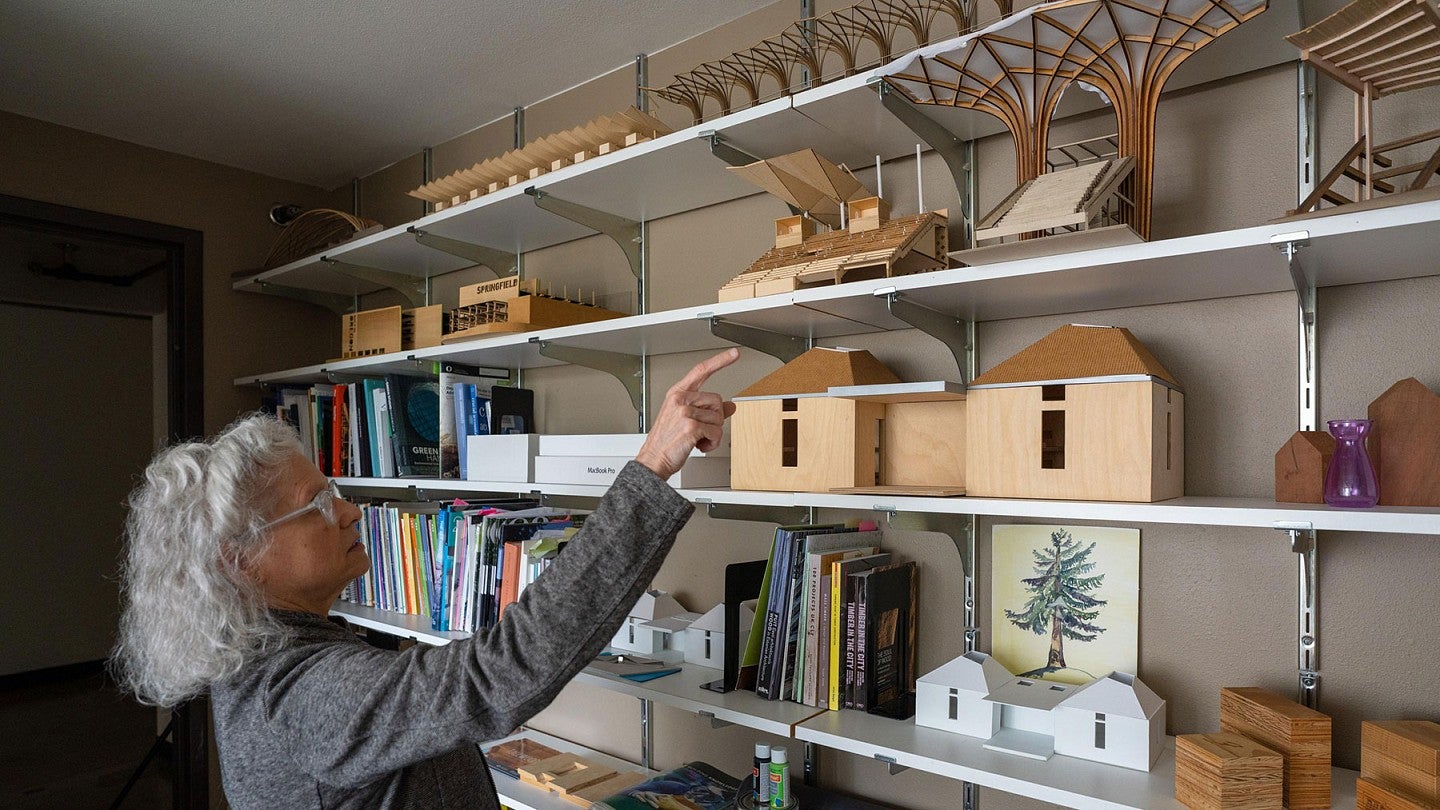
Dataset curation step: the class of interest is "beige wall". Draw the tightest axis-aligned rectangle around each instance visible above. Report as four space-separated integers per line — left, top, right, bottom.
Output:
0 109 340 435
322 2 1440 807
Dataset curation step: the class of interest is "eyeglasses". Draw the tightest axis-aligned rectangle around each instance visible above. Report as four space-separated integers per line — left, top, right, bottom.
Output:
260 480 345 532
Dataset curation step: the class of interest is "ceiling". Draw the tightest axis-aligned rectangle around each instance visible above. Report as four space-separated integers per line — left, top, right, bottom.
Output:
0 0 778 190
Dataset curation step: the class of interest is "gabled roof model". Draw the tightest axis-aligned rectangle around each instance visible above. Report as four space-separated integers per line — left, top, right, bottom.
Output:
628 589 685 621
1056 672 1165 720
737 347 901 398
918 650 1014 694
969 324 1181 389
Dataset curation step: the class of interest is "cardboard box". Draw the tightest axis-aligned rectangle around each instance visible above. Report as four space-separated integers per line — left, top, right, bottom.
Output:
465 434 538 483
533 455 730 488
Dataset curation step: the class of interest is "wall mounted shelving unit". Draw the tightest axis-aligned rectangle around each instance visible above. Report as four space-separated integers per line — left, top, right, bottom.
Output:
237 2 1438 804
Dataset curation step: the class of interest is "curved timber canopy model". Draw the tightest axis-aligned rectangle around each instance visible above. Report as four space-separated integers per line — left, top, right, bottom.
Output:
883 0 1269 239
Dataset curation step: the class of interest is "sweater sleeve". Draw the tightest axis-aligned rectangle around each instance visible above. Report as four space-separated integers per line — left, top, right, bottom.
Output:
264 461 693 788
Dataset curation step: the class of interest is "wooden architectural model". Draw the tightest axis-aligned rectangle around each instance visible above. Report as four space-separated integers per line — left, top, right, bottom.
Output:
966 324 1184 502
648 0 1012 123
518 752 647 807
1368 377 1440 506
1274 431 1336 504
340 304 443 359
730 347 966 494
916 652 1167 771
719 149 947 302
1175 732 1284 810
973 157 1135 242
1287 0 1440 215
407 107 671 211
262 208 382 270
610 589 686 655
441 275 625 344
884 0 1268 239
1219 687 1332 809
1361 720 1440 807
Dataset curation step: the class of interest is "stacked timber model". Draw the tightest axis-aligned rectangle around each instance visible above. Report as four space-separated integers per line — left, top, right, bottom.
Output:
717 148 948 302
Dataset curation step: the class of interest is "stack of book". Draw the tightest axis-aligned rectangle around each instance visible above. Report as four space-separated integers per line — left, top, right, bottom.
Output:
747 523 919 718
340 501 585 633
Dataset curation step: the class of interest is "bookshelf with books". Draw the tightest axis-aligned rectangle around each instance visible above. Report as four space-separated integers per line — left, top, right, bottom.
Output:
235 7 1440 805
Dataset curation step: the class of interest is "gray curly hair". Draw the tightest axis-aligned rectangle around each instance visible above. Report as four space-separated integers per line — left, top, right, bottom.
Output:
112 412 304 707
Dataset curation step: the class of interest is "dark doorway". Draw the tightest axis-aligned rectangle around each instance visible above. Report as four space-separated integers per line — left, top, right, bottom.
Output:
0 193 205 808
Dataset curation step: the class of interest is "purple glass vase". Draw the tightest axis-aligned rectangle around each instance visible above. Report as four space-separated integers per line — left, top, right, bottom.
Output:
1323 419 1379 508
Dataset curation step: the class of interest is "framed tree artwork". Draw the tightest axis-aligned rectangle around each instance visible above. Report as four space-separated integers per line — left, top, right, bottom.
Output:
990 525 1140 685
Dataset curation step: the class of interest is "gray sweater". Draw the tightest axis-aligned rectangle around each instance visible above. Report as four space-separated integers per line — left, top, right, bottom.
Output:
211 462 693 809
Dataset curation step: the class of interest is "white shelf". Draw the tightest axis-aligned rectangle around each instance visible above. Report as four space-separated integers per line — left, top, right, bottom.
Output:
792 710 1358 810
575 662 824 739
325 476 1440 534
330 601 471 646
486 727 654 810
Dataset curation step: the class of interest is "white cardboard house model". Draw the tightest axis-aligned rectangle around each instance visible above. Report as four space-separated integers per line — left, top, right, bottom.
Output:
679 604 726 668
610 589 686 655
916 651 1166 771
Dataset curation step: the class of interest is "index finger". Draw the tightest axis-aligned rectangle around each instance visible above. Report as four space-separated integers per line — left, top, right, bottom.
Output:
674 348 740 392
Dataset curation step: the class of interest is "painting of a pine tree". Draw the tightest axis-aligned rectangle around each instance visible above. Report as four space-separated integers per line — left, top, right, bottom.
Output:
991 525 1139 685
1004 529 1107 677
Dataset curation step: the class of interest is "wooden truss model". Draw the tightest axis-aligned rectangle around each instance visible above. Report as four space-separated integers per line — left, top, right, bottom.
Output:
1287 0 1440 214
975 156 1134 241
885 0 1268 240
407 107 671 211
263 209 382 270
441 275 625 345
648 0 1013 123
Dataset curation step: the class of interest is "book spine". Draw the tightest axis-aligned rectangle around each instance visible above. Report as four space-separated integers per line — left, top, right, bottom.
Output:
755 530 788 700
829 560 844 710
844 580 858 709
854 579 869 711
382 375 407 477
817 574 831 709
332 383 346 478
454 383 472 479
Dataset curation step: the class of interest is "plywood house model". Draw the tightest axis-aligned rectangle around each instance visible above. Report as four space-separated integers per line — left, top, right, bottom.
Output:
966 324 1184 502
916 651 1167 772
610 589 685 655
730 347 966 494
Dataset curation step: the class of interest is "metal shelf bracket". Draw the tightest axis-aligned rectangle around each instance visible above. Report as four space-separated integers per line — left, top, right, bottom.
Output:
640 698 654 770
708 316 810 363
873 753 909 776
248 280 356 314
872 78 976 248
881 510 980 651
1273 232 1316 431
535 340 644 412
408 227 517 277
526 188 645 284
696 710 734 730
1276 521 1320 709
700 500 811 525
881 291 975 383
701 130 761 168
321 256 428 307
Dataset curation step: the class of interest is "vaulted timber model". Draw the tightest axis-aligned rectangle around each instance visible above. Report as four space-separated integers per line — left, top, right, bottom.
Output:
883 0 1269 240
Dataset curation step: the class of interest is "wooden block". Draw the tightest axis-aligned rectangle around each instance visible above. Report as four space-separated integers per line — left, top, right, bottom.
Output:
573 148 596 164
518 753 586 786
597 141 617 155
1175 732 1283 810
342 305 402 358
487 181 503 194
1357 776 1440 810
1275 430 1334 503
717 282 756 302
402 304 444 350
1219 687 1331 809
550 157 572 172
1363 721 1440 802
544 758 617 793
1369 378 1440 506
562 771 648 807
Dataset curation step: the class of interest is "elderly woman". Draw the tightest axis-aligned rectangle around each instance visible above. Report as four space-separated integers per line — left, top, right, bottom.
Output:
113 348 739 809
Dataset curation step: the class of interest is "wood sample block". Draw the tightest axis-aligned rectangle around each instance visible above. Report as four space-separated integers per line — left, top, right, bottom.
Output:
1368 378 1440 506
341 305 402 359
1357 776 1440 810
1175 732 1283 810
1219 687 1332 809
1363 721 1440 803
1275 430 1335 503
403 304 444 351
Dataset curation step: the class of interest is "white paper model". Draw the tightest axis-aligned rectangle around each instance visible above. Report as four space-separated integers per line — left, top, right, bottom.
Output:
915 652 1165 771
610 589 686 654
679 604 726 668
